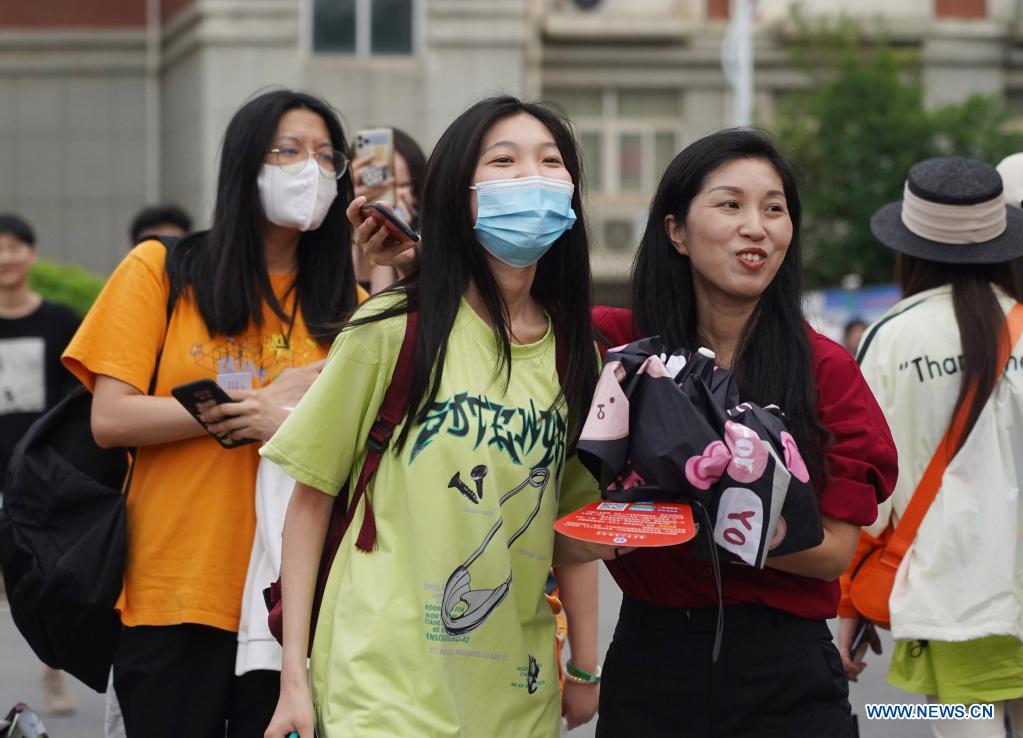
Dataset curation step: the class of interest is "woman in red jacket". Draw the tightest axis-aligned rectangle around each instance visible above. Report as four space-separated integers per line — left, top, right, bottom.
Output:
589 129 896 737
350 127 898 737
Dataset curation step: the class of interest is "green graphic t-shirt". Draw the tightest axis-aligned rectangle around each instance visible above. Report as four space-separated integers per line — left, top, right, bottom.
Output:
261 296 598 738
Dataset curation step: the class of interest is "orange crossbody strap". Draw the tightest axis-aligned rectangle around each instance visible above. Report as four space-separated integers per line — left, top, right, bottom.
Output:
883 302 1023 565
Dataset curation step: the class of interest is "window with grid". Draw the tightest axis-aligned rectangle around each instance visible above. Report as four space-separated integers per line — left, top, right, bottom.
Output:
544 87 684 195
313 0 414 55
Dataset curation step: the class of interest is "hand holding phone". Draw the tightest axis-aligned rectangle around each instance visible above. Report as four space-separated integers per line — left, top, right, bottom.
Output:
850 619 881 663
359 202 419 243
171 379 258 448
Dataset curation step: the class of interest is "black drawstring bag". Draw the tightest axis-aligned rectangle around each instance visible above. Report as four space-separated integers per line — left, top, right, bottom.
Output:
0 386 128 693
578 336 823 566
0 237 177 692
576 337 824 658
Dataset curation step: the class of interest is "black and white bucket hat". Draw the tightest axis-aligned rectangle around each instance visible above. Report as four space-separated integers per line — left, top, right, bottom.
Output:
870 156 1023 264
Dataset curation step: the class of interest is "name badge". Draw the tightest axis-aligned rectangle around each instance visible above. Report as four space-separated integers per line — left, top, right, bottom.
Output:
216 371 253 391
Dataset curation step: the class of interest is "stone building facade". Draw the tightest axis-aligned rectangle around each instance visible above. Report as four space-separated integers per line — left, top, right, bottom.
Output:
0 0 1018 289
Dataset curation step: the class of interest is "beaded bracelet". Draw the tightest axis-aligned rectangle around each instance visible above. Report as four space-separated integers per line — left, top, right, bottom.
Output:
564 661 601 685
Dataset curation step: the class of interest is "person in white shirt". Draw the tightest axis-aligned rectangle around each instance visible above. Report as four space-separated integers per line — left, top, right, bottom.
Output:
841 157 1023 738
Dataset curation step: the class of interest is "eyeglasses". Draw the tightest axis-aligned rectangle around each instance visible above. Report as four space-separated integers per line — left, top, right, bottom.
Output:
267 145 349 180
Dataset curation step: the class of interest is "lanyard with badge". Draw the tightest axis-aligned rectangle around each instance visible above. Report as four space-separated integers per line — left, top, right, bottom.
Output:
215 285 299 391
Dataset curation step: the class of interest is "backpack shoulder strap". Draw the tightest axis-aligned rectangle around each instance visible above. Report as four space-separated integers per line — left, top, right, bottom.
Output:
146 235 181 395
125 236 181 493
349 309 420 552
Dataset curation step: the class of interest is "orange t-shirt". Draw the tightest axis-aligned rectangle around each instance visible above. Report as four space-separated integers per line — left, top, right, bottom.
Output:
63 239 365 631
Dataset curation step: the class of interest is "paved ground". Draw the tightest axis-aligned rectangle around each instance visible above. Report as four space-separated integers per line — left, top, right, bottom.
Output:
1 608 106 736
0 569 933 737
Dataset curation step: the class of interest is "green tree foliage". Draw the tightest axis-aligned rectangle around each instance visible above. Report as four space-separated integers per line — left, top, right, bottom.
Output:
29 259 105 317
776 18 1023 287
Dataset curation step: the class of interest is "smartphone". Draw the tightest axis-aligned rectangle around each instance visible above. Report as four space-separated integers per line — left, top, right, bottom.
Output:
354 128 395 204
360 202 419 242
171 379 257 449
850 619 876 662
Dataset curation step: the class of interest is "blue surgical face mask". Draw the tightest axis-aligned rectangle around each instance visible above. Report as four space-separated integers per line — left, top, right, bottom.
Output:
471 176 577 268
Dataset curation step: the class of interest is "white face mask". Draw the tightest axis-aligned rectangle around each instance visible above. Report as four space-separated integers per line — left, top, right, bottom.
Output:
257 161 337 231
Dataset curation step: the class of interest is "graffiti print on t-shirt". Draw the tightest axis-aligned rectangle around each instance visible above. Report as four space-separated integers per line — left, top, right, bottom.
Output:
188 333 320 385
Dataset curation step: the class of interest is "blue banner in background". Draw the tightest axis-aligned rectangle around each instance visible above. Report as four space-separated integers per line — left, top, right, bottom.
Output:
804 284 902 344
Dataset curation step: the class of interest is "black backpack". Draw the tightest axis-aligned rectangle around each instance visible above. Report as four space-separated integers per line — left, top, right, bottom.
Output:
0 237 177 692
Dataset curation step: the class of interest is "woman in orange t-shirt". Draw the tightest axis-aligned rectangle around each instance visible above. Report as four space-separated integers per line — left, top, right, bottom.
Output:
63 89 362 738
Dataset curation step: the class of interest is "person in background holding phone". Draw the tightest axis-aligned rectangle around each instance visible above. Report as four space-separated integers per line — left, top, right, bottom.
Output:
61 89 366 738
350 127 427 294
841 158 1023 738
263 95 607 738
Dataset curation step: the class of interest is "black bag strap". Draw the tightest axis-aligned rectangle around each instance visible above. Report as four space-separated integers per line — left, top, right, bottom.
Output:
124 236 180 493
145 235 181 393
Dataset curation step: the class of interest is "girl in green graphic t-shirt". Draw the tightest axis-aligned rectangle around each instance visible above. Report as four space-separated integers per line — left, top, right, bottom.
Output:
262 96 610 738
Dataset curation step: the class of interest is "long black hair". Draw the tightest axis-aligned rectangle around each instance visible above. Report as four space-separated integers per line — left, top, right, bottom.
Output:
897 254 1018 454
393 127 428 217
632 128 829 484
350 95 598 451
167 89 357 345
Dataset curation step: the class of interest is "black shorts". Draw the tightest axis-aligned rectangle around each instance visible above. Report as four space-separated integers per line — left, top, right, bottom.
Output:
596 598 854 738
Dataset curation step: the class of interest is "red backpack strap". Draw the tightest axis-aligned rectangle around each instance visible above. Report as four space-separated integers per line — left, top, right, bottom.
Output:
348 309 420 551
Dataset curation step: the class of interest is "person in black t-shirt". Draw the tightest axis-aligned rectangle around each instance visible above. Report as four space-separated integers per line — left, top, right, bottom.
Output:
0 213 80 715
0 214 79 479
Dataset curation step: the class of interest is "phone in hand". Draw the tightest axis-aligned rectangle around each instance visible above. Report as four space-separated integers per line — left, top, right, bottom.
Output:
850 619 878 662
171 379 257 449
354 128 395 204
360 202 419 242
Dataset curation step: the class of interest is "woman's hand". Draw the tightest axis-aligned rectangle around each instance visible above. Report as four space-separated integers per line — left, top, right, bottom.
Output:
562 680 600 730
201 360 325 441
836 616 881 682
263 677 316 738
346 196 419 276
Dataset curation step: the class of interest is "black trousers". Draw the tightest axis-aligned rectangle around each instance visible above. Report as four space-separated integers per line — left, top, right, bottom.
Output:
596 598 854 738
113 623 279 738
